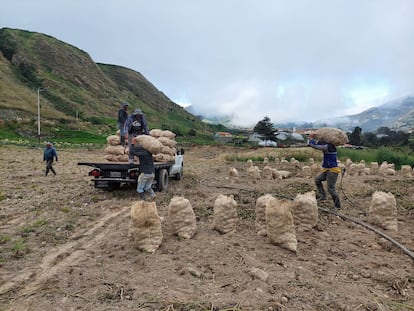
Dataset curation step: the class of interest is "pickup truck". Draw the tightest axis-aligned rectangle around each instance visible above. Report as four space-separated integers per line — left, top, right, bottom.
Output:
78 149 184 191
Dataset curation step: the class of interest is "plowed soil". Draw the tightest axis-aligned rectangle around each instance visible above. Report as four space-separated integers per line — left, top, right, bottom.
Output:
0 144 413 311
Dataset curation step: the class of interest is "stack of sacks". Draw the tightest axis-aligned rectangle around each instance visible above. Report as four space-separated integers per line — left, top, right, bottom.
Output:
167 196 197 239
129 201 163 253
104 134 128 162
255 194 273 237
149 129 177 162
314 127 349 146
292 191 318 231
368 191 398 231
265 197 297 253
213 194 238 234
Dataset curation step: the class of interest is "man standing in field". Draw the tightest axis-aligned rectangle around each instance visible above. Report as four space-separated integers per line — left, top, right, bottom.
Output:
130 138 156 201
117 102 129 146
43 142 58 176
124 108 149 163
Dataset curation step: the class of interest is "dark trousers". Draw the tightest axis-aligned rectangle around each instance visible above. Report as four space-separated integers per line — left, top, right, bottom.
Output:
315 170 341 208
45 160 56 176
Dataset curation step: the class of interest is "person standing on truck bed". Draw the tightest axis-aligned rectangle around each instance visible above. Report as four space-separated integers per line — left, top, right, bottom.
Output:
131 139 156 201
43 142 58 176
124 108 149 163
117 102 129 146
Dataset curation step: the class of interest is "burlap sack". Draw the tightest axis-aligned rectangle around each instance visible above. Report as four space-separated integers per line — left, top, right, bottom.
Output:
135 135 163 155
129 201 163 253
213 194 238 234
150 129 163 138
266 197 297 253
314 127 349 146
167 196 197 239
160 130 176 139
104 145 125 155
368 191 398 231
255 194 273 237
292 191 318 231
158 136 177 148
107 135 121 146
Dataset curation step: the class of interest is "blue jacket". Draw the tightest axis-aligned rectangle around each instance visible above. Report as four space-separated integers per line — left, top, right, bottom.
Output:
308 139 338 169
124 114 149 135
43 147 58 161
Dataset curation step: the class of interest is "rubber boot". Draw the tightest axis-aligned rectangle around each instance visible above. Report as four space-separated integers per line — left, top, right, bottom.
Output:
332 195 341 210
120 135 125 147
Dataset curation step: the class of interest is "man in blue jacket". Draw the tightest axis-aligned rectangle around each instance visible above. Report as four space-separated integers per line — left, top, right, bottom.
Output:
308 134 341 209
43 142 58 176
124 108 149 163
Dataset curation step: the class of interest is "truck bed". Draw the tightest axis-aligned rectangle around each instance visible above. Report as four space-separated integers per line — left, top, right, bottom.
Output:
77 161 174 170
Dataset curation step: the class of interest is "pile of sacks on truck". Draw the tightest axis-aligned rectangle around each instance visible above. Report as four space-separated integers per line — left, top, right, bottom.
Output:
103 129 177 163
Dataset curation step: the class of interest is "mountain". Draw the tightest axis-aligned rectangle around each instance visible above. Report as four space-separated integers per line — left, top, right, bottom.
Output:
326 96 414 132
0 28 209 138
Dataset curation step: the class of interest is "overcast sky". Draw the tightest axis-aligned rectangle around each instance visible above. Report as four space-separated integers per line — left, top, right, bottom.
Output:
1 0 414 126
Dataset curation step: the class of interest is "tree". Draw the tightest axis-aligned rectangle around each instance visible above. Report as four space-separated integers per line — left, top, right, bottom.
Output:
349 126 362 145
254 116 277 141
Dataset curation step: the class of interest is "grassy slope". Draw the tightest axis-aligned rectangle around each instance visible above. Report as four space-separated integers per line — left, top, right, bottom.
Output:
0 28 215 142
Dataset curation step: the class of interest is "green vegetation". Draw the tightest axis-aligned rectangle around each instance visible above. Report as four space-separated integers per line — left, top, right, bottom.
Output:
338 146 414 169
21 219 48 235
11 238 30 257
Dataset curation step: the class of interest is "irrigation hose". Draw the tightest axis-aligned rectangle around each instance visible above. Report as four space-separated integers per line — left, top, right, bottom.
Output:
199 175 414 262
319 207 414 261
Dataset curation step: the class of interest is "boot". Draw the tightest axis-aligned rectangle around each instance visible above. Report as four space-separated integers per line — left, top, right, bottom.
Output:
138 192 146 201
332 195 341 210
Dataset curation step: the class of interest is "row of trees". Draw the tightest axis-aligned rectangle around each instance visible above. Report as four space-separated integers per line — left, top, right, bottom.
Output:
348 126 410 147
254 116 412 148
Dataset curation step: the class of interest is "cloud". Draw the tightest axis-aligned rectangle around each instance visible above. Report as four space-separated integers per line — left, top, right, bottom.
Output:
1 0 414 126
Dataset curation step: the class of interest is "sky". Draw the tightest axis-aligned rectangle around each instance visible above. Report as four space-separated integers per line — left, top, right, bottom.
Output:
1 0 414 127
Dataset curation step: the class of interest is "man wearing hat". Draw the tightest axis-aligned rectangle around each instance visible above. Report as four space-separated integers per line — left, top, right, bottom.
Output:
117 102 129 146
124 108 149 163
43 142 58 176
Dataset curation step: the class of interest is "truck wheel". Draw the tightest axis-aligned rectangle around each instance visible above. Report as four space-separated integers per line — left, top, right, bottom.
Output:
157 168 169 191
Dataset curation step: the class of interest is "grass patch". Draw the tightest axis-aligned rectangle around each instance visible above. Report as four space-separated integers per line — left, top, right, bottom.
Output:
21 219 48 236
11 238 30 258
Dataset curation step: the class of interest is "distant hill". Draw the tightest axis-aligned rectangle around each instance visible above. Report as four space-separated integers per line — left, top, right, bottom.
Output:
324 96 414 132
271 96 414 133
0 28 210 138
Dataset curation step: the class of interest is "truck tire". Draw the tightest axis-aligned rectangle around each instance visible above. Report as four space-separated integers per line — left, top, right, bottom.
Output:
156 168 169 192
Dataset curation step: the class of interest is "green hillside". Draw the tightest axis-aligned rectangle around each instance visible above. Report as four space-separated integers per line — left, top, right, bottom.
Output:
0 28 214 143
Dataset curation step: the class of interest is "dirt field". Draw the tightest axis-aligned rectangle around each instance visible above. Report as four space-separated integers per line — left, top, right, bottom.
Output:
0 144 413 311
